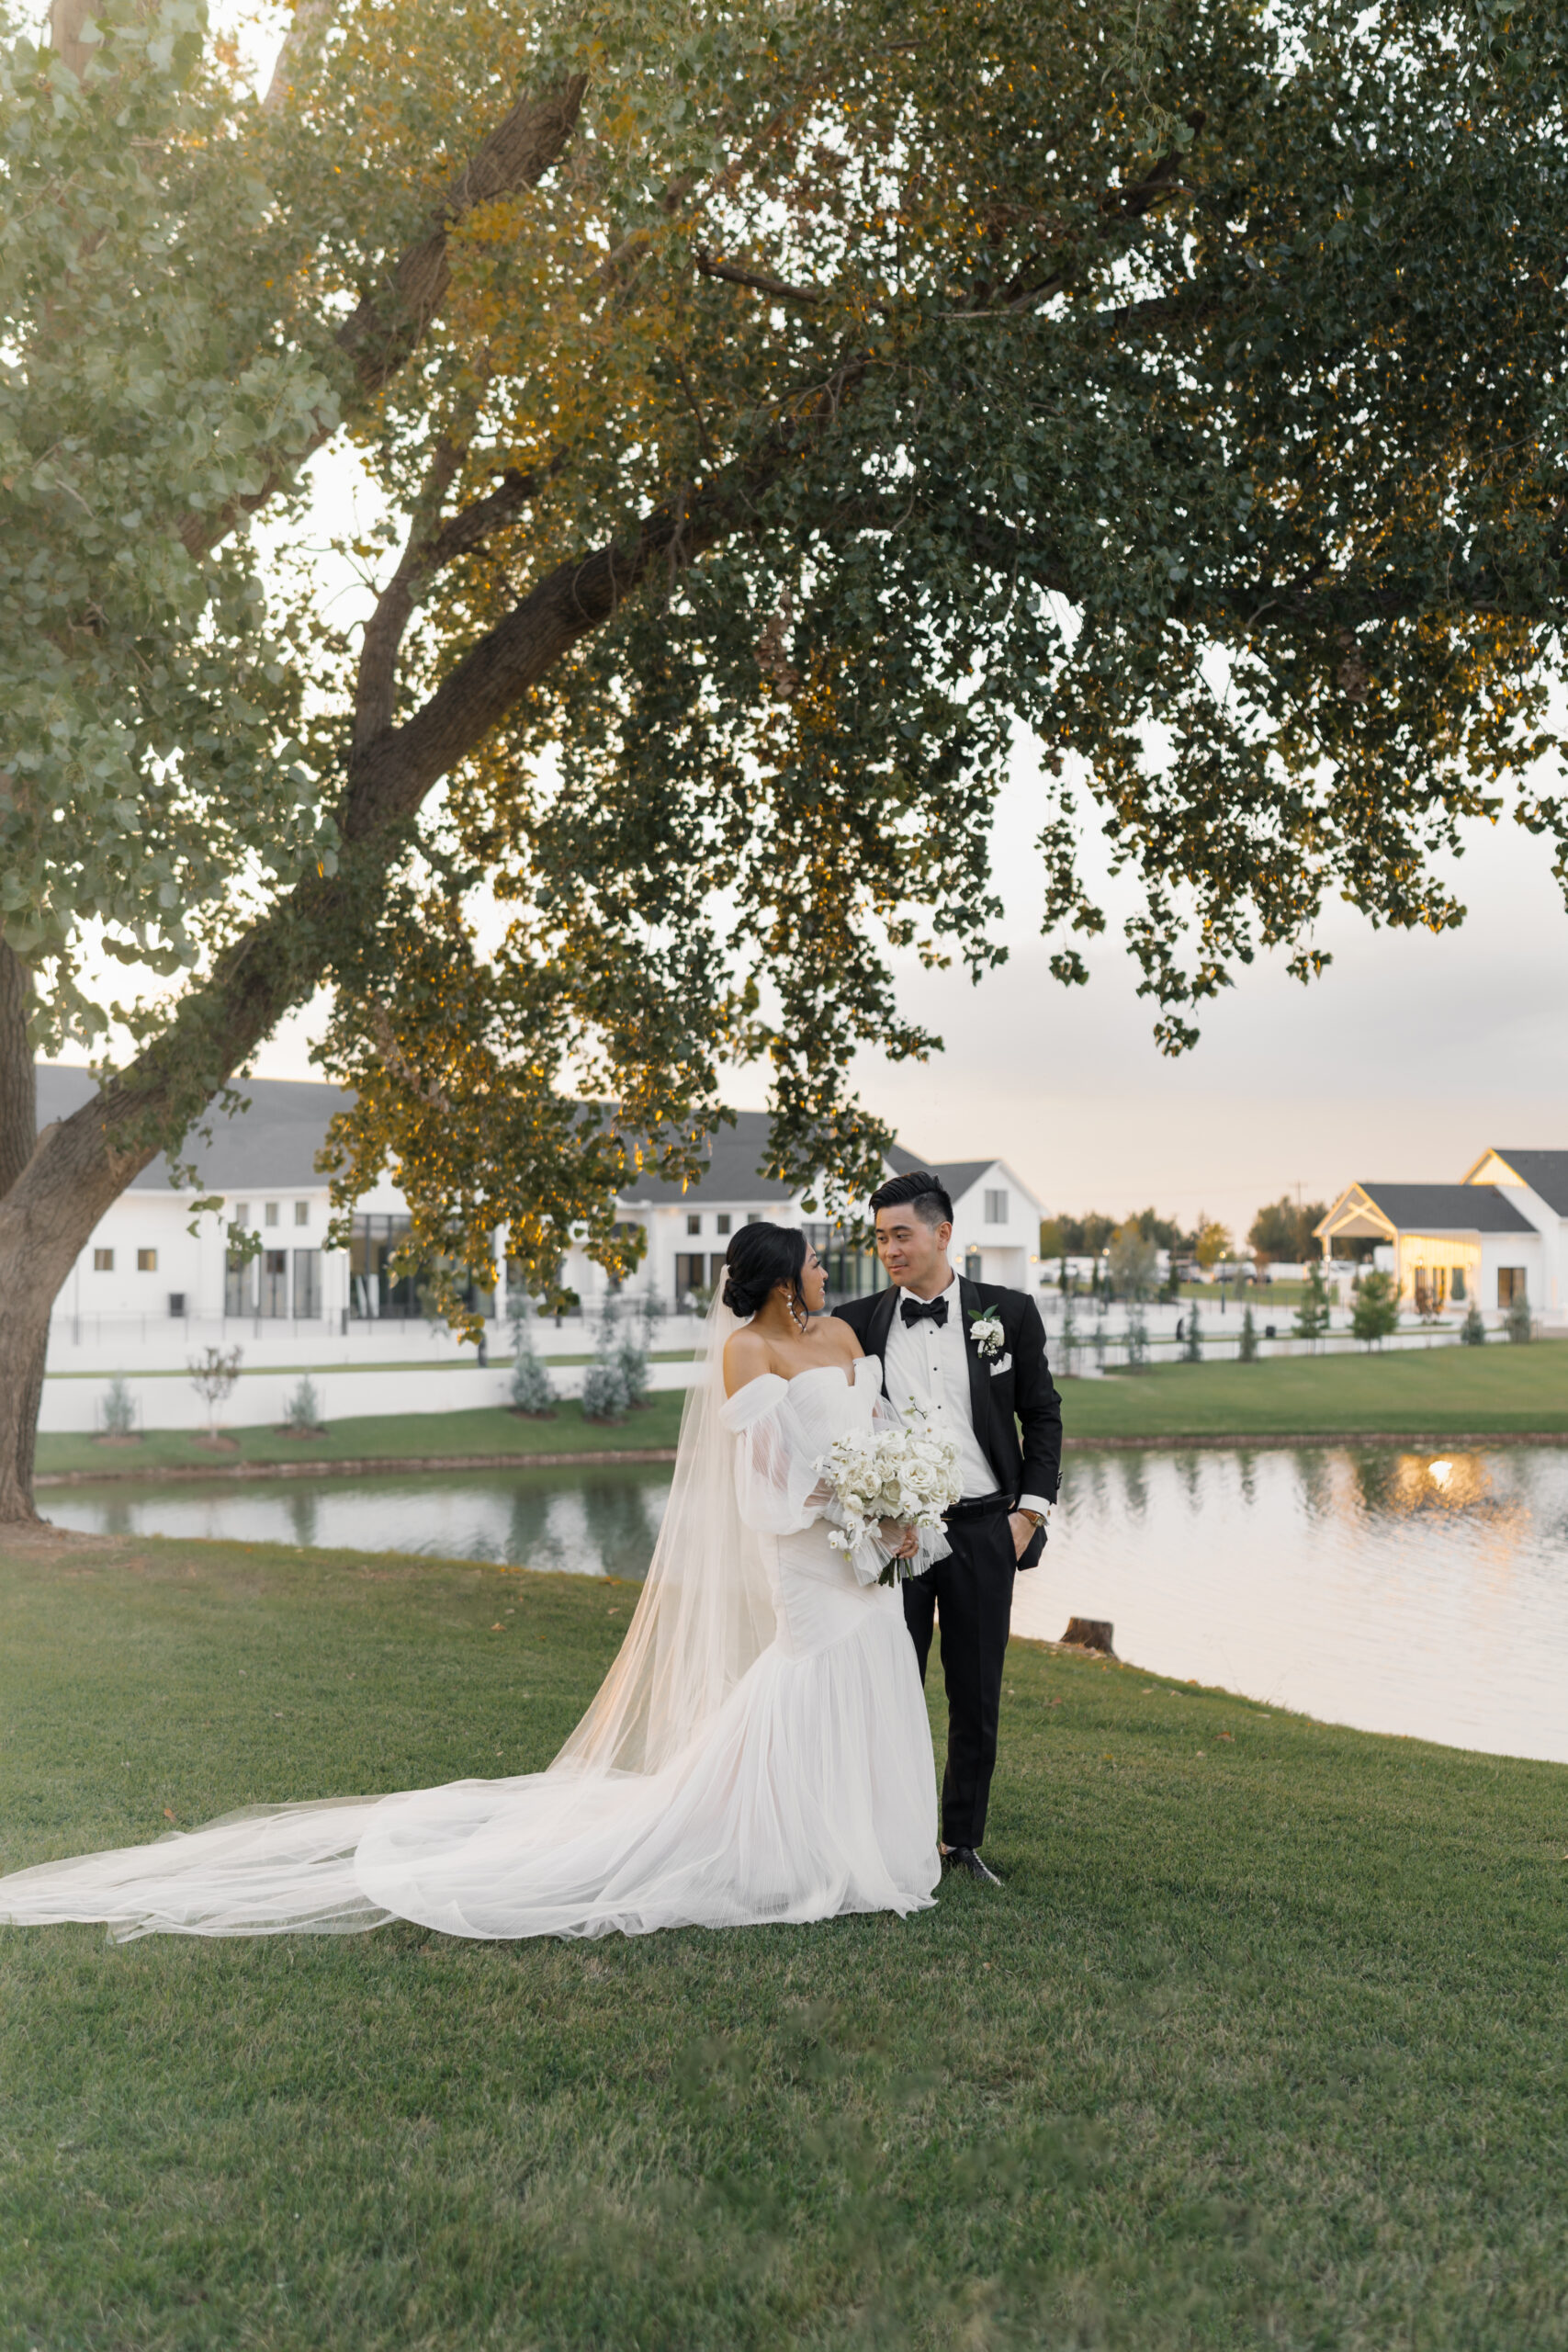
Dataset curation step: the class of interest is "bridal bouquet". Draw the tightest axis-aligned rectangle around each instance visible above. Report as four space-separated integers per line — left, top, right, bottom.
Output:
816 1417 963 1586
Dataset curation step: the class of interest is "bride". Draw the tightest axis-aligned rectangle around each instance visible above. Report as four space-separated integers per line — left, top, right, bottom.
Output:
0 1225 942 1941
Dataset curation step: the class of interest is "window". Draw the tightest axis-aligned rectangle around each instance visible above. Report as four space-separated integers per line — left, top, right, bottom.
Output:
260 1249 288 1317
686 1213 702 1237
1451 1267 1467 1302
709 1253 728 1290
225 1251 252 1317
234 1201 250 1227
294 1200 310 1227
292 1249 321 1318
264 1202 280 1227
747 1212 762 1225
137 1248 157 1272
94 1247 114 1272
964 1249 983 1282
716 1214 732 1236
984 1189 1009 1226
1498 1267 1528 1306
674 1252 708 1302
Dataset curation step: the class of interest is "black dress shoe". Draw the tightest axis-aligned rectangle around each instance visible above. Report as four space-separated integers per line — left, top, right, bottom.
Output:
942 1846 1003 1886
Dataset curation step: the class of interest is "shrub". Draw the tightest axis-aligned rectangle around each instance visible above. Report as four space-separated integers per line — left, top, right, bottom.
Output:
617 1336 652 1408
283 1376 321 1433
581 1360 631 1421
1123 1305 1148 1369
1293 1261 1333 1345
508 1314 557 1417
1350 1270 1400 1347
1461 1300 1487 1347
101 1374 136 1437
1182 1304 1202 1362
1506 1291 1534 1344
1238 1303 1258 1363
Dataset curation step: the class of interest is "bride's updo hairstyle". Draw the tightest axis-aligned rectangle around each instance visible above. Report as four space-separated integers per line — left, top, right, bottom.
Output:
721 1222 807 1321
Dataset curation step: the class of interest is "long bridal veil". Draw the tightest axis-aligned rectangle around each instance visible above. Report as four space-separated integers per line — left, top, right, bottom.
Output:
0 1295 780 1941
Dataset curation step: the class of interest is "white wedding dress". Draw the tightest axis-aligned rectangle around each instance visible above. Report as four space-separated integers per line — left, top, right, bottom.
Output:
0 1337 940 1942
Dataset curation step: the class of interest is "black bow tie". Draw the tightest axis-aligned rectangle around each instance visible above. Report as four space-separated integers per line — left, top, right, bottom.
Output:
901 1295 949 1328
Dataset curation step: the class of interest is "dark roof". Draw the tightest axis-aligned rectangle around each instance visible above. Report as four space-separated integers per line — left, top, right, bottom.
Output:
38 1065 344 1193
884 1148 997 1198
616 1109 796 1205
1488 1151 1568 1216
1358 1182 1536 1235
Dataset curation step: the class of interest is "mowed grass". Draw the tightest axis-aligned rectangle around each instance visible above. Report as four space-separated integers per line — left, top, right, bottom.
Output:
1065 1337 1568 1442
33 1392 685 1480
3 1534 1567 2349
37 1343 1568 1487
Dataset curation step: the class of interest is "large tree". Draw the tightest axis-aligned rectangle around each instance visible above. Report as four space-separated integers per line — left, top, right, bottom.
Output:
3 0 1566 1519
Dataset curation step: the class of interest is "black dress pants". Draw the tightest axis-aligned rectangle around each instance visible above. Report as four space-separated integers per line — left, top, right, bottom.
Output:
901 1510 1016 1849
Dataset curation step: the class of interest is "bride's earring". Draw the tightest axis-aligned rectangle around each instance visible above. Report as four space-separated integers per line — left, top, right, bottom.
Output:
786 1287 809 1335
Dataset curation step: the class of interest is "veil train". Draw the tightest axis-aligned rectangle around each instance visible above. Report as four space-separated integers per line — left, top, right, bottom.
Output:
0 1296 784 1942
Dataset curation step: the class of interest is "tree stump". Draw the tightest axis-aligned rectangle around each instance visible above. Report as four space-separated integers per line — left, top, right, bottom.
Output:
1061 1617 1116 1657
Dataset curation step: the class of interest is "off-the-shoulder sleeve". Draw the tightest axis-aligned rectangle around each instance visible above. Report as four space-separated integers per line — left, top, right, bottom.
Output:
718 1376 826 1535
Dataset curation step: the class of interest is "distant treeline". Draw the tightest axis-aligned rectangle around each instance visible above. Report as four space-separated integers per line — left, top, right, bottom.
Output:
1040 1194 1334 1266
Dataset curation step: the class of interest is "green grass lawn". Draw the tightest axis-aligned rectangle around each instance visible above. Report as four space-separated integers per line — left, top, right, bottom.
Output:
34 1392 685 1479
3 1531 1566 2349
1066 1339 1568 1442
37 1344 1568 1483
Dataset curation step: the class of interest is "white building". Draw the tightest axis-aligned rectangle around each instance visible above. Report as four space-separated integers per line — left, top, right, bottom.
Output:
39 1067 1046 1360
1314 1148 1568 1327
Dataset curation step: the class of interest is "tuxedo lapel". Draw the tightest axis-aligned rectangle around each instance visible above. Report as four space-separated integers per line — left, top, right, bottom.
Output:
957 1276 992 1444
863 1284 899 1395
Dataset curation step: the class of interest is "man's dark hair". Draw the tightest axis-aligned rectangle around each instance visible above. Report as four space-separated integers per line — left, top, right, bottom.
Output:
869 1170 953 1227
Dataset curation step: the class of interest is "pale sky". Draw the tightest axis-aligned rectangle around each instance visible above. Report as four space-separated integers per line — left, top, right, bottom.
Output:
231 743 1568 1244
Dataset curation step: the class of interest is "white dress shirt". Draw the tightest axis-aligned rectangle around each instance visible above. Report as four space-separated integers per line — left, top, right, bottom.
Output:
880 1272 1052 1519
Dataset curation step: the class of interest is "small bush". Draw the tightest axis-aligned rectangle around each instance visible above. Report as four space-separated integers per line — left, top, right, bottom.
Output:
581 1360 631 1421
1350 1270 1400 1347
1461 1300 1487 1347
101 1375 136 1438
283 1375 322 1434
617 1336 652 1408
1182 1305 1202 1362
508 1312 557 1416
1123 1306 1148 1370
1506 1291 1534 1344
1238 1303 1258 1363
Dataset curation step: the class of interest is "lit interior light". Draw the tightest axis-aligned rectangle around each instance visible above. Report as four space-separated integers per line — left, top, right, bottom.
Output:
1427 1459 1453 1487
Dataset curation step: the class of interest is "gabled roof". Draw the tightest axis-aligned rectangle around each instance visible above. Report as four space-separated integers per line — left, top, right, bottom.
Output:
38 1065 344 1193
1337 1181 1536 1236
1471 1150 1568 1216
615 1109 797 1205
884 1147 998 1198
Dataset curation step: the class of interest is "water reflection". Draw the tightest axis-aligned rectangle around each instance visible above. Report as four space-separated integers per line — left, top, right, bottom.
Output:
1013 1444 1568 1765
49 1465 671 1581
44 1443 1568 1764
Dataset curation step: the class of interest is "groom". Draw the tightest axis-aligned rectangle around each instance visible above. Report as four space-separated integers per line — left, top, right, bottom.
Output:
834 1171 1063 1883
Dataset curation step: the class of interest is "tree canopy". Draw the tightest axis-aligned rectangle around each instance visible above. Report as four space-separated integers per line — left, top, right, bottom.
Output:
5 0 1568 1350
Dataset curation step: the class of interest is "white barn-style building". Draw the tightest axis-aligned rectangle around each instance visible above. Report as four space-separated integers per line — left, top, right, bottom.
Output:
38 1066 1045 1361
1314 1149 1568 1327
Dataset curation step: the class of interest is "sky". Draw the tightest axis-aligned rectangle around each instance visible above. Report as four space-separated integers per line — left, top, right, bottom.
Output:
224 741 1568 1245
51 2 1568 1248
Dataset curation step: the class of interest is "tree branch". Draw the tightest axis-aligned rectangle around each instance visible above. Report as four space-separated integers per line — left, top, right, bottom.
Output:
179 72 588 561
694 249 824 307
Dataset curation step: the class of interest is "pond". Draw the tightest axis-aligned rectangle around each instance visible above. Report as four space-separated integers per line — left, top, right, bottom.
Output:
43 1443 1568 1765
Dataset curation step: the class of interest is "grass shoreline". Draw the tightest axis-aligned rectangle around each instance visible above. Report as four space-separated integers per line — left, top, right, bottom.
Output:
34 1345 1568 1486
4 1527 1566 2349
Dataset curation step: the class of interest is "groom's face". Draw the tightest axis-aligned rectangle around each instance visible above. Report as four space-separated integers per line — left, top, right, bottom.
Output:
874 1206 952 1295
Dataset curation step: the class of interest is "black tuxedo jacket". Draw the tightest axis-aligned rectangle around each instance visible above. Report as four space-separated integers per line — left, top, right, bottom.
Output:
832 1277 1064 1566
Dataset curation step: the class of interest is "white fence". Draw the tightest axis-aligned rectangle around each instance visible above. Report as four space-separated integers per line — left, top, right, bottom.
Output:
38 1355 702 1437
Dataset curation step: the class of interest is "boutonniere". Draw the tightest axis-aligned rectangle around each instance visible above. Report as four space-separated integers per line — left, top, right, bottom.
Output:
967 1306 1005 1359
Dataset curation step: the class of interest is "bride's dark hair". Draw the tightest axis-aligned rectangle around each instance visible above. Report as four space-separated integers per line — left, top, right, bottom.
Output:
721 1222 808 1319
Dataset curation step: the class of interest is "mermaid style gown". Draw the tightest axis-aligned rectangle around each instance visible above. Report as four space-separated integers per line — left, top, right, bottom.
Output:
0 1356 940 1941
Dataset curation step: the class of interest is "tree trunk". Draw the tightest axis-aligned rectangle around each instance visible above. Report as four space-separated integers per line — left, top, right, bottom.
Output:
0 940 45 1523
